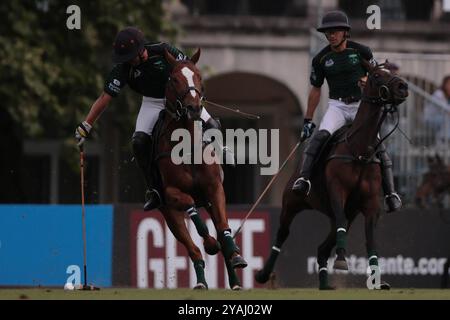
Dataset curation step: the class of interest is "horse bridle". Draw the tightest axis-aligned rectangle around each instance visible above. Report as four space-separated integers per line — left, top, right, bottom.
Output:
166 74 204 121
344 67 406 162
361 67 406 108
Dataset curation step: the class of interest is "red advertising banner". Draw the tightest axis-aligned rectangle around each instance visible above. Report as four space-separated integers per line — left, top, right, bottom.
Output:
129 209 270 289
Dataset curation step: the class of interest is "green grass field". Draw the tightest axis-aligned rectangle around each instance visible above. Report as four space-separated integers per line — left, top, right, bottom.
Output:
1 288 449 300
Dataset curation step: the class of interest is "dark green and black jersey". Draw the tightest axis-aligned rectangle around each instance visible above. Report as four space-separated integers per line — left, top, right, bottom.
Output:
104 42 186 98
310 41 375 100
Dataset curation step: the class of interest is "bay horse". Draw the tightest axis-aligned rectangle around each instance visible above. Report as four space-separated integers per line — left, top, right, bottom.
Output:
255 61 409 289
152 48 247 290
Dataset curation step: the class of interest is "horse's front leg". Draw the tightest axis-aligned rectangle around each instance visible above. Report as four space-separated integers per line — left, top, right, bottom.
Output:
164 186 220 255
363 200 390 290
327 182 350 270
204 180 248 269
203 204 242 290
255 190 303 284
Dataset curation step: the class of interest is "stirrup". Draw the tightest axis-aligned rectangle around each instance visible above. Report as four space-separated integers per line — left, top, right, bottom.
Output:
223 146 236 167
384 192 402 213
144 189 162 211
292 177 311 195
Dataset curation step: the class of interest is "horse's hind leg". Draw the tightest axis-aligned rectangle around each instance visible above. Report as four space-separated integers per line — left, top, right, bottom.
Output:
328 184 350 270
255 194 301 284
316 225 337 290
165 187 220 256
205 205 241 290
162 208 208 289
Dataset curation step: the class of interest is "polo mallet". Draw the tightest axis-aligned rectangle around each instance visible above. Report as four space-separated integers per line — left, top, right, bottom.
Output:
77 144 99 291
203 99 261 120
233 139 304 239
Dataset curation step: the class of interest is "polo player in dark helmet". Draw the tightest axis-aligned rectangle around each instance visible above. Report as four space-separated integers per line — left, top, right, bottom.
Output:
292 11 402 213
75 27 235 211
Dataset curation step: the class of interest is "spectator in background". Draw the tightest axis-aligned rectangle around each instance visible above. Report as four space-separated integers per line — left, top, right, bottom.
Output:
424 75 450 143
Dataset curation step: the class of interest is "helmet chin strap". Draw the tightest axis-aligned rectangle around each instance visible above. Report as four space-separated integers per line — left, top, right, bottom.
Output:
332 34 347 49
138 52 145 64
328 30 349 49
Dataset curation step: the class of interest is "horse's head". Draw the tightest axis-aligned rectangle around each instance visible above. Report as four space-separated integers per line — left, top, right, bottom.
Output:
164 48 204 121
362 59 409 106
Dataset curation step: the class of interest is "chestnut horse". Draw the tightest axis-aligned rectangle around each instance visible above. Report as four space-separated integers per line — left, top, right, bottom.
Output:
152 48 247 290
255 61 409 289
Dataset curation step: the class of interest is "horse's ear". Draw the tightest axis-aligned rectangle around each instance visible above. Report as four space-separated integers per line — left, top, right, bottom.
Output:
164 49 176 67
190 48 201 64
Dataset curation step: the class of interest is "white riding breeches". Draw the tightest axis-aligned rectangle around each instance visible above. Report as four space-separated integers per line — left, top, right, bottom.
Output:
135 96 212 135
319 99 360 135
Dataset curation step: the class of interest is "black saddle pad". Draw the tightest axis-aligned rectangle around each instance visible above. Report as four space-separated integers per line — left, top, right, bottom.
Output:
318 125 350 159
311 125 352 176
313 124 383 176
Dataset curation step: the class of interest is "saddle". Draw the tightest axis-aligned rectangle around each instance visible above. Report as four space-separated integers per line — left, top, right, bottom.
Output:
149 110 214 209
311 125 381 177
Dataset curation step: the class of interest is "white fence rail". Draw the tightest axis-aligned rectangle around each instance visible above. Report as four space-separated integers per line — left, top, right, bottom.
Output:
386 80 450 206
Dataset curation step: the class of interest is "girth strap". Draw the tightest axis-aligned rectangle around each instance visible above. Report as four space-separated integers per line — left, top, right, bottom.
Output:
326 154 381 165
154 152 171 162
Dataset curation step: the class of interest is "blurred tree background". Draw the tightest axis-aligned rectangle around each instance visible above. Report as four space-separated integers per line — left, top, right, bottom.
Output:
0 0 176 203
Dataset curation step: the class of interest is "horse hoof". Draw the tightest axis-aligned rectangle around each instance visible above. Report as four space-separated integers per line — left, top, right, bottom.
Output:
193 283 208 290
254 270 270 284
231 255 248 269
380 282 391 290
231 285 242 291
319 285 335 290
333 258 348 271
204 237 221 255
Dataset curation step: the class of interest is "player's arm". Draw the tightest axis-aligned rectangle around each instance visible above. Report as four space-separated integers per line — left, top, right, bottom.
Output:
147 42 187 60
74 92 112 146
85 92 112 125
357 44 375 89
305 86 321 120
300 56 324 140
163 43 187 60
306 56 324 120
85 63 127 124
75 64 126 146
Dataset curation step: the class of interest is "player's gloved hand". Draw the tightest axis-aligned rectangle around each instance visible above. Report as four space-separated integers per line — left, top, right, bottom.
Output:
358 76 368 89
75 121 92 146
301 118 316 141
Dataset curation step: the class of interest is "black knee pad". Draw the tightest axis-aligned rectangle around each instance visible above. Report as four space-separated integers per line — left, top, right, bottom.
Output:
132 131 152 169
305 130 330 155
